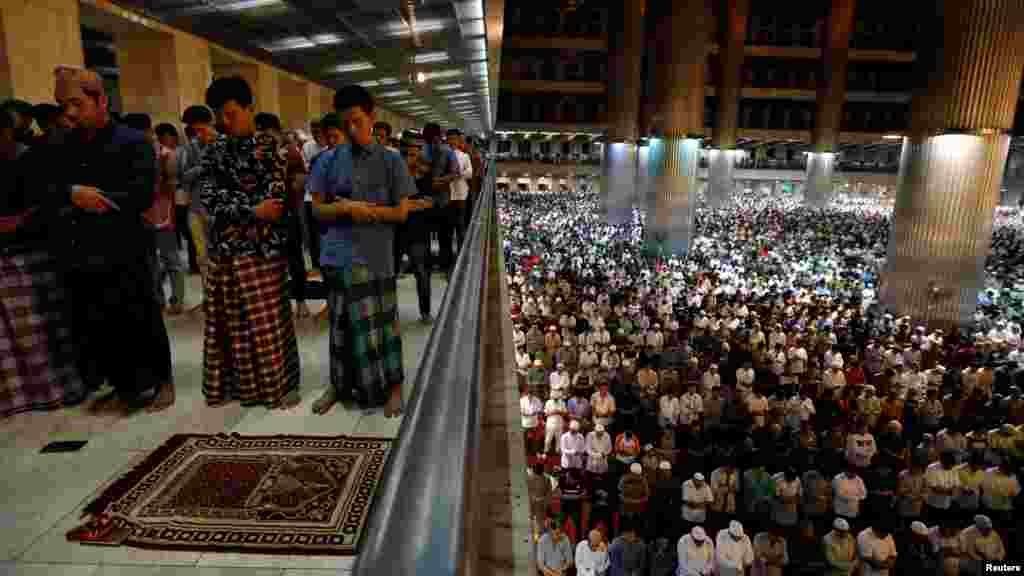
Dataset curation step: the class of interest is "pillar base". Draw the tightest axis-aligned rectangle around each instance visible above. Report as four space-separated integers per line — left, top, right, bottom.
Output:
603 142 637 226
881 133 1009 328
644 138 699 257
706 149 736 208
804 152 835 208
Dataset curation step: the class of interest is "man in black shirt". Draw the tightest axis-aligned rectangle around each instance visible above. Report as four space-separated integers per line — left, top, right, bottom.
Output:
45 65 171 412
398 131 435 323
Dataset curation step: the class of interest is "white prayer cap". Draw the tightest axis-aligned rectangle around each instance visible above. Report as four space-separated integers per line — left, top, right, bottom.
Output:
569 420 580 431
911 521 929 536
728 521 744 539
833 518 849 531
629 463 643 475
609 345 617 351
691 526 707 541
558 363 565 369
659 461 671 471
594 424 605 432
693 473 705 482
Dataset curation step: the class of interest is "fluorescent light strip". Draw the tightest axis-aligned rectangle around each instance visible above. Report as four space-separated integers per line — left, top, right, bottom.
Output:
378 77 400 85
413 51 450 65
390 99 419 105
331 61 374 74
434 83 463 91
359 80 380 87
379 18 451 38
379 90 412 97
182 0 282 15
310 34 343 45
423 69 464 81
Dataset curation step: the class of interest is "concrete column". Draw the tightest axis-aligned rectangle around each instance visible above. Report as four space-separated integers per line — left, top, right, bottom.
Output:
279 76 311 131
117 27 211 128
645 0 708 256
0 0 85 103
882 0 1024 328
806 0 856 206
707 0 748 208
603 0 644 225
213 61 279 116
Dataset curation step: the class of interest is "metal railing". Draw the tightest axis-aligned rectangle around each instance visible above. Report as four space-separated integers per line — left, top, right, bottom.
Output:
354 164 519 576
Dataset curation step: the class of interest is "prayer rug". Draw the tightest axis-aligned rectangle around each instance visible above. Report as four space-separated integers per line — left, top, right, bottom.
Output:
72 433 392 555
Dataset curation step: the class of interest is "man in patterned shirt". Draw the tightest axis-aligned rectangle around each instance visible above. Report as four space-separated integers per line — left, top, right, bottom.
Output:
198 76 301 409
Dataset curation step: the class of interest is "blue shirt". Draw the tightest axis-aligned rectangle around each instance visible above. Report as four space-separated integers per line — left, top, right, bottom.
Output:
309 142 416 277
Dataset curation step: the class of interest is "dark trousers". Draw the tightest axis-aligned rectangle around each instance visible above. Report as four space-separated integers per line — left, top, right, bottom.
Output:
286 211 307 302
69 261 171 402
449 200 467 256
175 204 199 273
395 225 432 318
432 205 455 272
304 201 320 271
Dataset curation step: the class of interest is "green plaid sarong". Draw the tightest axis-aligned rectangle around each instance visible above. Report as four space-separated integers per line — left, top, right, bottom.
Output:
323 265 404 409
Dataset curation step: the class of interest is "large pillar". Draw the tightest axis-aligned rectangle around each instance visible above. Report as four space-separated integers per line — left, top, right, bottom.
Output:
213 61 280 116
0 0 85 103
603 0 644 225
805 0 856 207
117 27 211 128
882 0 1024 328
279 76 311 131
707 0 750 208
645 0 709 256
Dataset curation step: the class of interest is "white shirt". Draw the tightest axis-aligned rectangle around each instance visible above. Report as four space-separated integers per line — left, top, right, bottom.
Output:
450 148 472 201
575 540 609 576
550 371 571 399
682 480 715 522
680 393 704 425
715 531 754 576
678 535 715 576
660 395 681 425
301 140 323 202
520 395 543 429
856 528 897 576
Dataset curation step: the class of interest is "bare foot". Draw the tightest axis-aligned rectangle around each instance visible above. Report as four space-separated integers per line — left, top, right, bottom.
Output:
146 381 176 413
271 390 301 410
384 385 402 418
312 387 337 415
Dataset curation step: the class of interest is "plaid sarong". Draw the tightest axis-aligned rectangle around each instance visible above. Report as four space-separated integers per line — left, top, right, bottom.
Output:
323 265 404 409
0 244 84 417
203 255 300 406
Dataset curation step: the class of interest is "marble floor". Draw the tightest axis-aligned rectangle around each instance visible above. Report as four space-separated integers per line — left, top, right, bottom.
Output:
0 271 449 576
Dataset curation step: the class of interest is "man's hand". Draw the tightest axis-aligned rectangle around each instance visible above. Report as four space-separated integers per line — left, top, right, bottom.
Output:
335 199 378 224
254 198 285 222
71 185 118 214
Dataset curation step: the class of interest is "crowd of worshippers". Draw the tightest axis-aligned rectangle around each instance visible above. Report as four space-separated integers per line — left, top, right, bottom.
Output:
0 72 482 419
505 190 1023 575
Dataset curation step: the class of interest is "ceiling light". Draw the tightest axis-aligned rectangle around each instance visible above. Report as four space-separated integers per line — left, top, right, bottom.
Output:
416 72 426 84
447 92 475 98
331 61 374 74
413 51 450 65
434 83 463 91
183 0 282 14
262 37 315 51
423 69 464 81
379 18 452 38
390 99 419 105
379 90 412 97
378 77 400 85
461 19 486 37
359 80 380 87
883 134 903 140
310 34 343 45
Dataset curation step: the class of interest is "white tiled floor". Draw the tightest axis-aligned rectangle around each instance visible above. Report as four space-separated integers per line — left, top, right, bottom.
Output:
0 272 448 575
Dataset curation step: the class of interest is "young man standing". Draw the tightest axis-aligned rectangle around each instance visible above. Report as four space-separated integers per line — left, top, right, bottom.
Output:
48 65 172 412
397 131 435 323
420 123 460 274
446 129 473 255
308 85 419 417
254 112 311 318
178 105 218 304
199 76 301 409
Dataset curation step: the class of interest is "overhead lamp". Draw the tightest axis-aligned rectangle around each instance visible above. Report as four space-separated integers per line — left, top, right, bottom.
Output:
378 77 400 85
416 72 426 84
262 37 315 51
331 61 374 74
390 99 418 105
379 90 412 98
883 134 903 140
423 69 464 81
359 80 380 87
379 18 452 37
183 0 282 14
413 51 450 65
310 34 343 45
435 83 463 91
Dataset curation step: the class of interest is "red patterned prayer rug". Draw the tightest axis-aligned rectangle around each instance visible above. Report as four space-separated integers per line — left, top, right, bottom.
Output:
69 433 393 555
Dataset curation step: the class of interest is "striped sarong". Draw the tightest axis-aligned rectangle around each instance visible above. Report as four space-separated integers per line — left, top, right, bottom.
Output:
0 243 84 417
202 255 300 406
323 265 404 409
